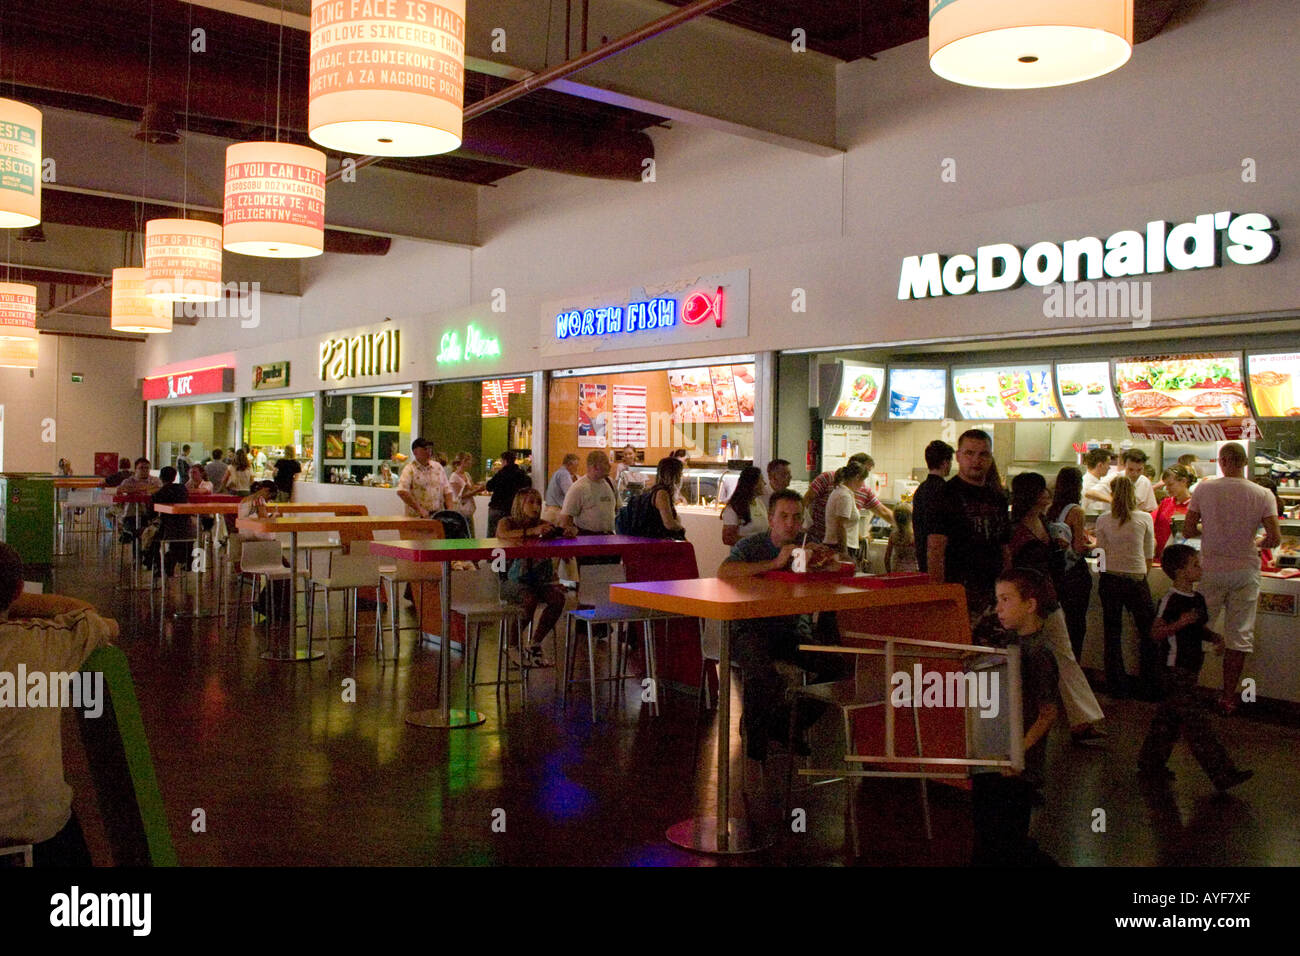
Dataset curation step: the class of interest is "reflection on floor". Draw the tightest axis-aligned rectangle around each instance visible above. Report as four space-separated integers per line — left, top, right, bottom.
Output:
52 552 1300 867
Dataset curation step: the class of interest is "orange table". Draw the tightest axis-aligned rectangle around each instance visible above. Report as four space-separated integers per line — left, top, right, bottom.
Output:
609 576 969 854
235 515 444 662
53 477 105 488
155 501 368 516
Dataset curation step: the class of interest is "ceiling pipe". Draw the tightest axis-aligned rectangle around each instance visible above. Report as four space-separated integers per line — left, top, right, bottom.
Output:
41 282 110 318
325 0 741 183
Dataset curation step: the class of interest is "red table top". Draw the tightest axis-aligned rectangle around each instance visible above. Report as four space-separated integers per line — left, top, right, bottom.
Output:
368 535 692 563
235 515 442 534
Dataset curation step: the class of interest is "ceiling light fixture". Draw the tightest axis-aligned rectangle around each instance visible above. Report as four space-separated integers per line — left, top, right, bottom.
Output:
0 282 39 367
111 266 173 333
223 142 326 257
929 0 1133 90
308 0 466 156
0 98 41 227
145 218 223 302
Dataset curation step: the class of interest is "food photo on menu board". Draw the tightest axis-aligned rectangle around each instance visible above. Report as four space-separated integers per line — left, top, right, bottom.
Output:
577 382 608 446
1247 353 1300 417
952 366 1062 420
831 364 884 420
731 364 756 421
668 367 717 422
1056 361 1120 419
888 368 947 419
709 365 740 421
1114 354 1250 419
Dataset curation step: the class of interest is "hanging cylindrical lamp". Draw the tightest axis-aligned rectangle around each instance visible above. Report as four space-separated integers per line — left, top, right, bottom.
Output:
0 337 38 369
929 0 1133 89
223 141 326 258
0 98 42 227
0 281 38 342
308 0 465 156
111 267 173 333
144 218 222 302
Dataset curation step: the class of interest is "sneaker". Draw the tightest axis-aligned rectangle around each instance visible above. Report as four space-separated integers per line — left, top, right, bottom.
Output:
1215 769 1253 792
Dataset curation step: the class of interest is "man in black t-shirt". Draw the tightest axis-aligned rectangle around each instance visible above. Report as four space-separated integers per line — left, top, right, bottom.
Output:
486 451 533 535
273 445 302 502
926 431 1009 636
911 439 953 573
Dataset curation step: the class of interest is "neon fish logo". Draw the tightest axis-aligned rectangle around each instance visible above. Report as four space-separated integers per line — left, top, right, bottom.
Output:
682 288 724 327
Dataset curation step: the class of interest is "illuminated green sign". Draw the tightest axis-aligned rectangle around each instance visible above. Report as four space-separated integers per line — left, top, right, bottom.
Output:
437 323 500 363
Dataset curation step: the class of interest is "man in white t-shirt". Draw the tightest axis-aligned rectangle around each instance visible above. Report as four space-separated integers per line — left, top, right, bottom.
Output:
1096 449 1158 513
0 543 118 865
560 450 616 536
1080 449 1114 516
1183 442 1282 716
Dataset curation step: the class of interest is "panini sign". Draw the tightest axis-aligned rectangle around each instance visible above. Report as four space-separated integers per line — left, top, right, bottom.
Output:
318 328 401 381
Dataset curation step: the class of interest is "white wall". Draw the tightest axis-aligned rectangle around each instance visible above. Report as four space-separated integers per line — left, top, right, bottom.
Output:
0 335 144 473
136 0 1299 381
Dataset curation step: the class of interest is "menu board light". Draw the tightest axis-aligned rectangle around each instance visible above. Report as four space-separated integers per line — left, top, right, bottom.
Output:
667 363 755 423
888 368 947 420
952 365 1062 420
481 378 527 418
824 362 885 421
1247 353 1300 418
1116 352 1258 442
1056 362 1120 419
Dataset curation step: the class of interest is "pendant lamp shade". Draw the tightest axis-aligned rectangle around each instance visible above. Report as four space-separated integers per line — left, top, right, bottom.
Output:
112 268 173 333
308 0 465 157
223 142 327 257
929 0 1133 90
0 98 42 227
0 336 38 369
145 218 223 302
0 281 38 342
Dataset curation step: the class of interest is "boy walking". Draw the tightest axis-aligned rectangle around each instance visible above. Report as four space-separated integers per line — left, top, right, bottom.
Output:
1137 545 1252 791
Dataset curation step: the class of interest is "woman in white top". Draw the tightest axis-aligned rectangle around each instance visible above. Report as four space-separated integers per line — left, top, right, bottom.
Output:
824 460 867 562
222 449 254 495
237 482 278 542
1093 475 1157 700
447 452 485 523
721 466 769 546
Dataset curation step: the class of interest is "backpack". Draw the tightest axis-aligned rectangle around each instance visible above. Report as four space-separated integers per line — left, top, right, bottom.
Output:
615 490 655 536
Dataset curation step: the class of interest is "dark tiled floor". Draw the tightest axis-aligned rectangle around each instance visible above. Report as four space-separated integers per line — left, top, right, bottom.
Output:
49 546 1300 867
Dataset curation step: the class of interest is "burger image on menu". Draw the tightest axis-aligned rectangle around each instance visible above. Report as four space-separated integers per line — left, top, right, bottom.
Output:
1116 357 1250 418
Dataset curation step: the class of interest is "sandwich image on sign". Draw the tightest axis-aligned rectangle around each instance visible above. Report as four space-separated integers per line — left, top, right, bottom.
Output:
1115 355 1250 419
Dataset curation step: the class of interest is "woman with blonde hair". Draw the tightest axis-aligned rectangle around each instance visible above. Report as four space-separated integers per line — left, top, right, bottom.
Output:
496 488 569 666
448 452 485 525
1094 475 1157 700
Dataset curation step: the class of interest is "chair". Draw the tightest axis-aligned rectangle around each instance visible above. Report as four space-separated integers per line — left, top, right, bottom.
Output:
451 565 529 704
147 528 198 620
561 564 678 722
306 550 382 671
279 531 343 573
233 540 308 649
372 544 443 663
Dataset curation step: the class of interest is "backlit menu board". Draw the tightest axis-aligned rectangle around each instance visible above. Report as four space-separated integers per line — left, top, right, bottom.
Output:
668 367 717 422
668 363 756 422
1114 354 1249 420
1056 362 1120 419
888 368 947 420
829 363 885 421
481 378 527 418
1247 353 1300 418
952 365 1062 420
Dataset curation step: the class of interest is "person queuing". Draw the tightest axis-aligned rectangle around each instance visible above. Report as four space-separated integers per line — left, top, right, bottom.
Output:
1153 465 1196 559
544 453 580 525
1049 466 1094 662
823 460 868 563
448 452 486 527
495 488 572 667
911 440 953 573
0 543 119 865
721 466 768 546
204 448 228 489
271 446 301 503
396 438 455 519
926 430 1009 642
766 458 792 494
1137 545 1253 791
486 450 532 535
222 448 254 496
1183 442 1282 716
1091 449 1158 514
1080 448 1114 517
1093 475 1157 700
718 490 848 761
175 444 193 478
804 452 893 542
884 504 919 572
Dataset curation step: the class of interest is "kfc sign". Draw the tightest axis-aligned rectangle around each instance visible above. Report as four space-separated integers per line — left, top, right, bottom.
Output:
142 366 235 400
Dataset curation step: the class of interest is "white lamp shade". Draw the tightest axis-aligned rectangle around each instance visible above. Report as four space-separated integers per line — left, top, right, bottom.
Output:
308 0 465 156
223 142 327 257
112 268 173 333
930 0 1133 89
145 218 223 302
0 98 41 228
0 281 38 341
0 337 38 369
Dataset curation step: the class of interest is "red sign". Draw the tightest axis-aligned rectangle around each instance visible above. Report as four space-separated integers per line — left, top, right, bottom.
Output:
1127 418 1261 443
142 366 235 400
481 378 527 418
682 287 724 327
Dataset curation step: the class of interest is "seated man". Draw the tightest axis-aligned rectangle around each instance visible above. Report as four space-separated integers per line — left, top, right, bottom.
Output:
0 543 119 865
719 489 847 761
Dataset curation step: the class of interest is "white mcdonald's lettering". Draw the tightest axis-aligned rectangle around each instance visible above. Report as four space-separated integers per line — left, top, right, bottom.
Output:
319 328 402 380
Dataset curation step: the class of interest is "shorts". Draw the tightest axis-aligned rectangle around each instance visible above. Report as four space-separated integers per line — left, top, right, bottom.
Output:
1199 567 1260 653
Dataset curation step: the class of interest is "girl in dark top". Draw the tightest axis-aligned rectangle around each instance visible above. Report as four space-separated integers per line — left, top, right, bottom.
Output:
644 456 685 539
496 488 567 667
1008 472 1056 576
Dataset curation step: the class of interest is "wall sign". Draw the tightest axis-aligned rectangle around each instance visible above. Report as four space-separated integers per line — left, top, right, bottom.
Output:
541 268 749 357
481 378 527 418
142 366 235 400
319 328 401 381
899 211 1279 300
252 361 290 390
437 323 500 363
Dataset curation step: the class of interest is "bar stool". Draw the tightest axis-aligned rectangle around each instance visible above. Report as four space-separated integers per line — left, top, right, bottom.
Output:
452 565 529 703
233 540 306 650
306 550 382 671
372 545 442 663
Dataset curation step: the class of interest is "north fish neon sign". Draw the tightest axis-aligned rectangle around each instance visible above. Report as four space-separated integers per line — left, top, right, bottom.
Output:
438 323 501 363
554 296 676 341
